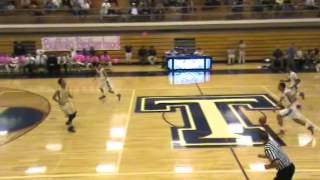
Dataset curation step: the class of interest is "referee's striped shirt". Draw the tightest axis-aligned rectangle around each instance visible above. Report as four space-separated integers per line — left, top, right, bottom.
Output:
265 139 291 170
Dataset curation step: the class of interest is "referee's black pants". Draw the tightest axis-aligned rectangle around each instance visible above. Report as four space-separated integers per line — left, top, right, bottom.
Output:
275 164 295 180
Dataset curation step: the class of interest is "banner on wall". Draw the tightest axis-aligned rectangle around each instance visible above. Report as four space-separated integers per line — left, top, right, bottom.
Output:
41 36 120 51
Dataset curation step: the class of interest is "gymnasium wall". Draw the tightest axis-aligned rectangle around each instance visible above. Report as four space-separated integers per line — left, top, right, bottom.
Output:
1 29 320 62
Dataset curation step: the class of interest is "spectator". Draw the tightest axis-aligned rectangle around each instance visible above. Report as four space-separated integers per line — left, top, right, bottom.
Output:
23 53 36 74
45 0 60 11
177 0 186 5
305 0 317 9
89 46 95 56
6 57 21 73
252 0 264 12
194 48 204 56
52 0 62 7
0 1 7 10
70 48 77 59
13 41 26 56
316 61 320 72
231 0 244 12
227 48 236 65
71 0 81 15
124 45 133 64
30 0 40 9
80 0 91 15
262 0 275 10
100 0 112 18
82 48 89 56
112 0 118 5
47 53 59 75
294 47 304 70
147 46 157 65
129 2 139 15
58 53 72 73
283 0 294 11
62 0 72 8
140 1 151 15
275 0 284 10
13 41 19 56
238 40 246 64
304 48 314 70
5 1 16 12
138 46 148 64
91 55 99 67
314 48 320 72
100 51 112 68
166 48 178 56
153 1 165 20
35 49 48 67
286 43 296 71
129 0 140 6
21 0 31 8
272 47 284 71
205 0 221 6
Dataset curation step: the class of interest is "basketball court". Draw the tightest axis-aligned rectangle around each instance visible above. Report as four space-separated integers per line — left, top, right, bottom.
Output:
0 64 319 179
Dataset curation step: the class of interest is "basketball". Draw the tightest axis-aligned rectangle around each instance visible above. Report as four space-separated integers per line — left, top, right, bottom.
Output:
259 116 267 125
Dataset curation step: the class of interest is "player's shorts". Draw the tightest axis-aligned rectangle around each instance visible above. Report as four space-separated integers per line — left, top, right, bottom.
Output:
60 102 76 116
125 53 132 59
289 87 298 97
278 107 303 120
100 79 112 90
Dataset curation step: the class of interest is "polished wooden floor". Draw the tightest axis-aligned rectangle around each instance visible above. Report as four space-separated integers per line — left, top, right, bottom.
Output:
0 64 319 180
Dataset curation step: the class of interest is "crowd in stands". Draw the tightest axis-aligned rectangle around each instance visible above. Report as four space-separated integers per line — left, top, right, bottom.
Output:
0 41 114 75
99 0 193 20
0 0 318 19
0 42 162 75
1 41 320 75
270 44 320 72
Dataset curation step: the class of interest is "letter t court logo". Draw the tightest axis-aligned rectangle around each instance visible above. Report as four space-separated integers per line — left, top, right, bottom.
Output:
135 94 284 148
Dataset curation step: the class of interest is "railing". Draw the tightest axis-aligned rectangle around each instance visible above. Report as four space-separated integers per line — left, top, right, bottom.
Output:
0 4 319 24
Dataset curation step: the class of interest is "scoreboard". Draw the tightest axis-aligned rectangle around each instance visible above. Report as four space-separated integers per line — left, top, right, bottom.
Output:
166 56 213 71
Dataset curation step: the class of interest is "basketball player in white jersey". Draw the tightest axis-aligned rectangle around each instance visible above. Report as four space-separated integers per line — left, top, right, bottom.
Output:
280 70 305 100
276 82 314 135
95 64 121 101
52 78 77 133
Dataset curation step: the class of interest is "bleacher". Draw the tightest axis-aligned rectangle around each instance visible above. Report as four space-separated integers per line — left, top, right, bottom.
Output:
0 0 319 24
1 30 320 63
0 0 319 76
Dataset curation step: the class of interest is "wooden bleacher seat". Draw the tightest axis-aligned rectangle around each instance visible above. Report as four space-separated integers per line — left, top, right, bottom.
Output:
1 30 320 63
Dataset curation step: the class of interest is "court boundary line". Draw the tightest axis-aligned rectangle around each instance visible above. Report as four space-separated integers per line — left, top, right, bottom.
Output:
230 147 250 180
262 86 320 131
3 168 320 179
195 83 204 95
116 89 136 172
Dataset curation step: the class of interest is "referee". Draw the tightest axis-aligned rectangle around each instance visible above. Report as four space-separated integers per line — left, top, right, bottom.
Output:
258 131 295 180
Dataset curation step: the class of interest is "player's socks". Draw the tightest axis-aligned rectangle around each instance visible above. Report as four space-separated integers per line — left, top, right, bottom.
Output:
68 126 76 133
296 103 302 110
66 120 71 125
66 112 76 125
306 124 314 135
308 126 314 135
278 130 285 135
117 94 121 101
278 128 285 135
99 95 106 100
